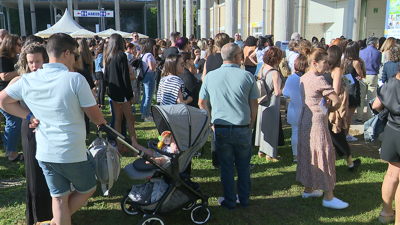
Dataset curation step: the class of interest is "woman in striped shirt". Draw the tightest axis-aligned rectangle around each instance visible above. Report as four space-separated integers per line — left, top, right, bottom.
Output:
157 54 193 105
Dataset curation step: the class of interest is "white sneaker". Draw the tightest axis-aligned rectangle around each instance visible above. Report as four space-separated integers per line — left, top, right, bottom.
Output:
302 190 323 198
144 116 153 122
322 197 349 209
346 134 358 142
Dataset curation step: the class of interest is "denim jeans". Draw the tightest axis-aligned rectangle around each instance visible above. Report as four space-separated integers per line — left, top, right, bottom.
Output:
38 156 96 197
254 62 263 76
140 71 156 117
245 66 257 76
214 126 252 207
0 107 21 152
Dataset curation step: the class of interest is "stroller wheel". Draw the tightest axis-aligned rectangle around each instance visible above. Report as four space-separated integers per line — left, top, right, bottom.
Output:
138 214 165 225
182 200 197 211
121 194 141 216
190 204 211 224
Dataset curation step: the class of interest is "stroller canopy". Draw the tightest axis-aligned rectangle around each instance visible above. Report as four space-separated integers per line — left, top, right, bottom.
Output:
151 104 210 152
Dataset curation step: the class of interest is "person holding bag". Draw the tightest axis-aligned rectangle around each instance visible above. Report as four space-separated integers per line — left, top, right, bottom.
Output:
254 47 283 161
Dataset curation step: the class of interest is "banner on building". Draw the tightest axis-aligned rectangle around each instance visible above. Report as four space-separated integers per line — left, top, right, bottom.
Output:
74 10 114 18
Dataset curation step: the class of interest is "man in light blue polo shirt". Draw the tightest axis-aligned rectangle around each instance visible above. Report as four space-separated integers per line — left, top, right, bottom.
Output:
0 33 107 225
199 42 259 211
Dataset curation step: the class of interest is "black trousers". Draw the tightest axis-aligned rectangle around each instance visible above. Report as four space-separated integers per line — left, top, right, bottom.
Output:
22 119 53 224
96 72 106 106
329 123 351 158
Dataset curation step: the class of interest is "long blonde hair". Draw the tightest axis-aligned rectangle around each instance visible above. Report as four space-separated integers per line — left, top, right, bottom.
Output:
381 37 397 53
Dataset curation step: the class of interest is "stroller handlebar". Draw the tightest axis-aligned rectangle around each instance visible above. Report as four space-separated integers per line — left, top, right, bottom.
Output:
98 124 132 145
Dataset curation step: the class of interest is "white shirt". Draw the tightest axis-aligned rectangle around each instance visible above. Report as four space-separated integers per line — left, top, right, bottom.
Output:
287 51 299 73
6 63 97 163
282 73 302 126
256 47 269 63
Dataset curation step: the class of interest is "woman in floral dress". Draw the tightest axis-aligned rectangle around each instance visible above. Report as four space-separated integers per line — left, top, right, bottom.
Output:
296 48 348 209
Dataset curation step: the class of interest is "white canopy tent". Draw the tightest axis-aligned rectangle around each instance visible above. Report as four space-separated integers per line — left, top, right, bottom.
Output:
70 29 96 38
35 9 84 38
96 28 148 38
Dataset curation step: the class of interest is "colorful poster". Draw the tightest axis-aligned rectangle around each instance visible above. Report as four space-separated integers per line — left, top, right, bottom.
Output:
385 0 400 38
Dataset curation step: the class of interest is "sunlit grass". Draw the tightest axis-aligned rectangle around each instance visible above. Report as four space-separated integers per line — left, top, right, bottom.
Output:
0 101 392 225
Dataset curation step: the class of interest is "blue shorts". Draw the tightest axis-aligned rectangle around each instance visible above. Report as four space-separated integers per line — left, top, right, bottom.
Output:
38 157 97 198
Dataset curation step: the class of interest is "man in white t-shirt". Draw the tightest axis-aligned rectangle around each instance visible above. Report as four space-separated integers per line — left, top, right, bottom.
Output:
131 32 141 57
0 33 107 225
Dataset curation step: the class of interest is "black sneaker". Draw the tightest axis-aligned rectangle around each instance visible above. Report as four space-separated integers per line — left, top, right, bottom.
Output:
355 119 363 124
249 164 256 170
349 159 361 171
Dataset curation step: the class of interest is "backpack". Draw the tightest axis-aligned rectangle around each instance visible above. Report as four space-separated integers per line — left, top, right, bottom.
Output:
88 132 122 196
256 68 275 105
130 54 149 81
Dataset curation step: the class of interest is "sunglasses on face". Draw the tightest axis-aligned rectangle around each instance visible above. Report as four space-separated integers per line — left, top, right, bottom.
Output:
63 49 80 61
133 36 139 38
70 51 80 61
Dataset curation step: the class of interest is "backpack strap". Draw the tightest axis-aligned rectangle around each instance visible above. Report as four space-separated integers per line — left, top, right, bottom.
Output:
259 68 276 80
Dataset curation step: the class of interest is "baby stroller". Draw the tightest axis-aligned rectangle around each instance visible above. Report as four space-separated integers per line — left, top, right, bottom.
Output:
100 103 211 225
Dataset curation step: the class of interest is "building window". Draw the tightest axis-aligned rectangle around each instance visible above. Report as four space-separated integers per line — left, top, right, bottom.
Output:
253 27 262 37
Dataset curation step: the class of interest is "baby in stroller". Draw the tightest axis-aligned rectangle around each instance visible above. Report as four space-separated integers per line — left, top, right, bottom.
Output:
131 131 178 166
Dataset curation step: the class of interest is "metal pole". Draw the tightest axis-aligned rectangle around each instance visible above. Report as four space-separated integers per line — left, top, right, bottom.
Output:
50 2 54 25
200 0 210 38
144 3 147 35
102 8 105 31
18 0 26 36
186 0 193 37
73 0 79 23
176 0 183 33
196 0 200 39
157 0 161 38
115 0 120 30
164 0 169 38
213 0 217 36
225 0 237 37
169 0 175 32
30 0 37 34
6 7 11 33
263 0 268 35
67 0 73 18
98 1 101 30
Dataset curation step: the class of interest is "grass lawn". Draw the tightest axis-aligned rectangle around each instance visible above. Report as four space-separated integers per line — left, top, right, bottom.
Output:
0 102 393 225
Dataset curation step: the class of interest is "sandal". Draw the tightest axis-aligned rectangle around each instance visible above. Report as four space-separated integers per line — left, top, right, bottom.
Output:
258 151 266 158
9 153 24 162
266 155 281 162
118 145 131 154
379 211 395 224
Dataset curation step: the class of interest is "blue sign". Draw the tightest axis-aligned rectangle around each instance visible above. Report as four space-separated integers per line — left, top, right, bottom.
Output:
74 10 114 18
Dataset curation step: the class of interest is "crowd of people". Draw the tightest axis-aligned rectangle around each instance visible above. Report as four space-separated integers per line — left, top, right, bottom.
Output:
1 26 400 224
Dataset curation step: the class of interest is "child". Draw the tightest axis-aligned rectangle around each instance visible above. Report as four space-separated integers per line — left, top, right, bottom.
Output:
131 131 179 166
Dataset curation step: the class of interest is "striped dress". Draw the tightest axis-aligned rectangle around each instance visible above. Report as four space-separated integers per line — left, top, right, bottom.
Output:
157 75 188 105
